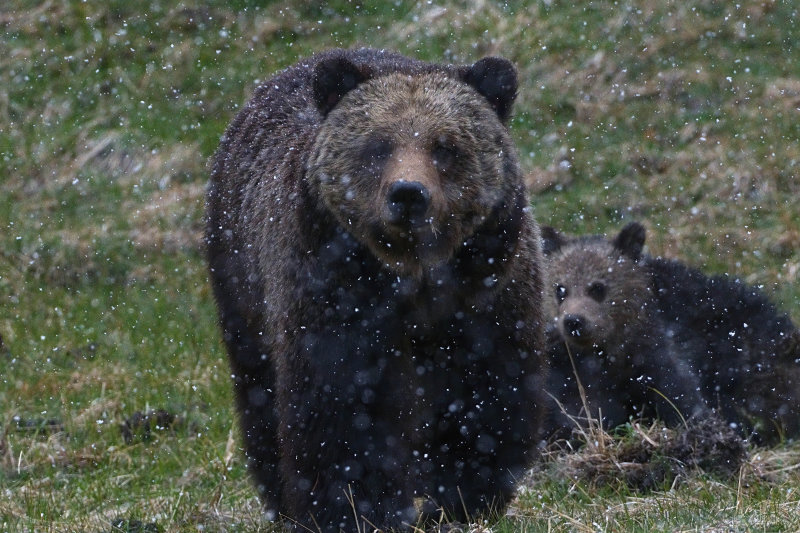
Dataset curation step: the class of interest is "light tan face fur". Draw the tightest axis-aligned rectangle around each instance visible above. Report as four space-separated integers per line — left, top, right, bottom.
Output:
546 241 651 349
307 72 518 278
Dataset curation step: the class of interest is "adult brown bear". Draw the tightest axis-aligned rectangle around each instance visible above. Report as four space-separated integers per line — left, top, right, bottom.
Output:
206 48 546 531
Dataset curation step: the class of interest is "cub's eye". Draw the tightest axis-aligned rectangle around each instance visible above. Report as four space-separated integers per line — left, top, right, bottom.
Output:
432 141 457 172
587 281 606 302
554 284 568 304
361 138 392 168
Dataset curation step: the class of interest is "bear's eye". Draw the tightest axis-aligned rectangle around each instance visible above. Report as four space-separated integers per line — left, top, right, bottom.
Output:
432 141 458 172
554 284 568 304
361 138 393 169
587 281 606 302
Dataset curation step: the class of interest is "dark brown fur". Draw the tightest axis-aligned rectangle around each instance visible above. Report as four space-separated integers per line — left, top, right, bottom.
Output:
206 48 546 531
541 222 800 445
541 223 707 440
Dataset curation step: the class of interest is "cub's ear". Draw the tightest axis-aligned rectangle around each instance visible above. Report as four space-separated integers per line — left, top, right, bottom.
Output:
540 226 566 256
312 54 372 116
462 56 518 122
613 222 646 260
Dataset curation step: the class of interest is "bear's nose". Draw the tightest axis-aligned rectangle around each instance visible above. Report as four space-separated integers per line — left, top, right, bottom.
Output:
386 181 431 226
563 314 586 339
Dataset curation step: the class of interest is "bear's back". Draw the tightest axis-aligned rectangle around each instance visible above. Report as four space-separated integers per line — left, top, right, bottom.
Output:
647 255 798 406
648 257 796 359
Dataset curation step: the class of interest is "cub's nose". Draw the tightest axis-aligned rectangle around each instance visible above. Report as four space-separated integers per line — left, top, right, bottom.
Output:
562 314 587 339
386 180 431 226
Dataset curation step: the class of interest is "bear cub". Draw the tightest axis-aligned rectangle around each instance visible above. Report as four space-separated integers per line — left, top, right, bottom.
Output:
541 222 707 439
206 48 546 532
541 222 800 445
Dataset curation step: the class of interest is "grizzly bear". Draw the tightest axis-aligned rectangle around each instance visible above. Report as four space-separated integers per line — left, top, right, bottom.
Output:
541 221 800 445
540 222 708 439
205 48 546 532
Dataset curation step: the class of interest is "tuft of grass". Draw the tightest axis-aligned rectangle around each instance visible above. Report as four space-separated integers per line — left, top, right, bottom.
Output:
510 427 800 532
1 0 799 531
539 416 748 493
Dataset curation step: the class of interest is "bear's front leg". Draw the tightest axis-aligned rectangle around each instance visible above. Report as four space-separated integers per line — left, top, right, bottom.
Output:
276 366 418 532
635 340 709 425
418 369 534 524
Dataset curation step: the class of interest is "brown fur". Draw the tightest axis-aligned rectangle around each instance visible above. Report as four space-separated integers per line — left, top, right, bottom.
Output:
543 239 651 352
541 223 707 439
542 222 800 445
206 48 545 532
308 71 518 278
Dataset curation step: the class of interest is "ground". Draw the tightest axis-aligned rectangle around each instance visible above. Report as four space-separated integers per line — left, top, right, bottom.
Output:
1 1 799 531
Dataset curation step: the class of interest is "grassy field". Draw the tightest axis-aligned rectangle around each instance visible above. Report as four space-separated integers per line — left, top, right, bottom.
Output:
1 1 799 531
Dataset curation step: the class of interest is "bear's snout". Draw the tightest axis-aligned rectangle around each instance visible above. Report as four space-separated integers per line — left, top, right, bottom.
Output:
386 180 431 226
562 313 589 341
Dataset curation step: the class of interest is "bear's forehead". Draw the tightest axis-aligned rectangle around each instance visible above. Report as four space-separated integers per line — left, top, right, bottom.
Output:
323 71 500 145
553 245 633 283
370 71 470 94
557 244 616 268
332 85 483 145
353 72 486 116
551 244 651 298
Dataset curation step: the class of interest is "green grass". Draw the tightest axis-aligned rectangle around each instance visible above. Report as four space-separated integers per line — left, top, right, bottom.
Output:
1 0 799 531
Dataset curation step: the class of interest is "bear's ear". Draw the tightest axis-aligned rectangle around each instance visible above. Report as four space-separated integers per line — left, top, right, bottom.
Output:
613 222 646 260
540 226 566 256
312 55 372 116
462 56 518 122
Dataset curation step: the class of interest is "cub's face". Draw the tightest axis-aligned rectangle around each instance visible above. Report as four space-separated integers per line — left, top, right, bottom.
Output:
306 56 521 277
542 223 652 350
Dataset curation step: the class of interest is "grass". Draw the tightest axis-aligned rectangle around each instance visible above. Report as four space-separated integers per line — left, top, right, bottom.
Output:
1 0 799 531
